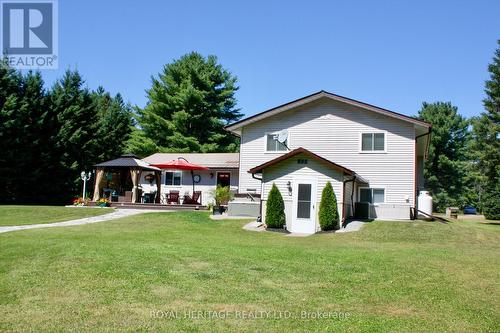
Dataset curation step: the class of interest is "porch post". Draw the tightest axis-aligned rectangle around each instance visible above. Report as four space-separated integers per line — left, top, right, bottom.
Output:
92 168 105 201
130 168 140 203
155 171 161 203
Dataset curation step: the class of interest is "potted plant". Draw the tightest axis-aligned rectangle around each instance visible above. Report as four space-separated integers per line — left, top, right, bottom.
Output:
211 185 233 215
97 198 110 207
73 197 89 206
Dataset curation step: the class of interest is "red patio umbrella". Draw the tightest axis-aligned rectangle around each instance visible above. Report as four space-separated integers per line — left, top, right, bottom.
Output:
151 157 208 194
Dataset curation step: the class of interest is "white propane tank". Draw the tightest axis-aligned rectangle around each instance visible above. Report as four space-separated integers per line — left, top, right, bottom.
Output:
418 191 433 217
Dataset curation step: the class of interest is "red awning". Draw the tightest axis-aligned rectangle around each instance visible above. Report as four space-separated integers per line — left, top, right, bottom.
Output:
151 158 209 171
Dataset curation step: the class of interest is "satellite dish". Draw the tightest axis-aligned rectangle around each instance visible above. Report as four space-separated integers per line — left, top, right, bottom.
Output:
277 130 288 143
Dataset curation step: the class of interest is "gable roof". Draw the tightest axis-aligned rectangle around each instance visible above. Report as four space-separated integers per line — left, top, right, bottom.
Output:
248 147 355 176
143 153 239 169
226 90 431 134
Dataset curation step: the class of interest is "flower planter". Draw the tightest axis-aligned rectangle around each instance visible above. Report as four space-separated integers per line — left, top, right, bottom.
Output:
212 205 227 215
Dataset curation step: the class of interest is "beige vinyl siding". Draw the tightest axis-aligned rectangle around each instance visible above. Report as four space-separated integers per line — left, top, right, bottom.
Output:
239 98 416 206
261 154 343 231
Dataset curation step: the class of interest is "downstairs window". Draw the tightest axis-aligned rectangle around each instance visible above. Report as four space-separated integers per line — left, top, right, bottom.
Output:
164 171 182 186
359 188 385 204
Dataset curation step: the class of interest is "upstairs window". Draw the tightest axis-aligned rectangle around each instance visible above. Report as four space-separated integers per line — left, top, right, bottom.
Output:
359 188 385 204
266 133 288 152
164 171 182 186
361 133 385 152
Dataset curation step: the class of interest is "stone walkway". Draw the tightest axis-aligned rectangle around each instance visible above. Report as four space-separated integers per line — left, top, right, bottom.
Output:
242 220 367 235
0 209 169 234
336 221 366 233
242 221 266 232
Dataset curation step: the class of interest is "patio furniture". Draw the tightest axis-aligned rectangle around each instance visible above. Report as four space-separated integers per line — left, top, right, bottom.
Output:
143 192 156 203
183 191 201 205
102 188 113 199
167 190 180 204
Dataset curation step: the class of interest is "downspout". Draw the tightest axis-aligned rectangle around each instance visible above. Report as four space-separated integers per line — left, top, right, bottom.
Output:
252 173 263 222
342 175 356 227
414 127 432 218
251 173 262 181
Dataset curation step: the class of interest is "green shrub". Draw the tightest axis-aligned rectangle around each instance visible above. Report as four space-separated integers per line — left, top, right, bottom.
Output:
211 185 233 206
266 183 285 228
482 187 500 220
319 181 340 230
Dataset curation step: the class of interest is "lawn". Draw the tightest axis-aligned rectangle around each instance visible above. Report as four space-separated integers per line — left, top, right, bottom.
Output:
0 205 113 227
0 211 498 332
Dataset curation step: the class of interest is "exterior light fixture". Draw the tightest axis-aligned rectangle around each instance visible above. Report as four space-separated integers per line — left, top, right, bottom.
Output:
80 171 92 199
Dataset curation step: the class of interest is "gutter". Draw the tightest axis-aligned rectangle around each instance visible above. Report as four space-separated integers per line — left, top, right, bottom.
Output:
415 127 432 160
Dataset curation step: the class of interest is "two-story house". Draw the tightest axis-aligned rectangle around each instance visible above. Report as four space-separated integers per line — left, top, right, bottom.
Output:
225 91 431 234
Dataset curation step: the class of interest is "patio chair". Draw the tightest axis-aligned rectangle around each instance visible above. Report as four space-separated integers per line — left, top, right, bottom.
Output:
167 190 180 204
143 191 156 204
183 191 201 205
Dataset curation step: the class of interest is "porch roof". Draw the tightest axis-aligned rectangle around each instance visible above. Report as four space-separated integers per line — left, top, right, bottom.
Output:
95 154 161 171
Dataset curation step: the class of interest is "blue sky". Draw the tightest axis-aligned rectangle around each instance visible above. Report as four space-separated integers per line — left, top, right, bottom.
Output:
42 0 499 119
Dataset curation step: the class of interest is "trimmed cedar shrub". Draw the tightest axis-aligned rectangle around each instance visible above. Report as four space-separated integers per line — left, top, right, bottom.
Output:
265 183 286 228
319 181 340 230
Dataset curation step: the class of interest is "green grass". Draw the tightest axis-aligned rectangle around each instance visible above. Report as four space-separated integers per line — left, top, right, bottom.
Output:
0 211 498 332
0 205 113 226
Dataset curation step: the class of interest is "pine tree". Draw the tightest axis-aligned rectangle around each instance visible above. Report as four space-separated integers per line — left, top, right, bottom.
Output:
265 183 286 228
471 40 500 219
125 128 161 158
93 88 133 161
0 64 23 202
16 71 55 203
50 70 99 196
130 52 242 155
418 102 470 212
319 181 339 230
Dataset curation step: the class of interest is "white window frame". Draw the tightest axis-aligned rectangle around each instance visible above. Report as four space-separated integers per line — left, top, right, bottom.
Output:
164 170 182 187
358 187 386 205
359 131 387 153
264 131 290 153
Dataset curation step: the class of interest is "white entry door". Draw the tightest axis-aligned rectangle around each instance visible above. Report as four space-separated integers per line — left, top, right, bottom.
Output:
291 178 317 234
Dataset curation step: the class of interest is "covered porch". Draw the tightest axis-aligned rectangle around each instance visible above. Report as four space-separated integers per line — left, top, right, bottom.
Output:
92 154 208 209
92 154 162 204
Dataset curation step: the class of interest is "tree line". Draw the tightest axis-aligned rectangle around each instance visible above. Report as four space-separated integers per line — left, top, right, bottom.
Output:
0 68 132 204
0 52 242 205
0 47 498 218
417 41 499 218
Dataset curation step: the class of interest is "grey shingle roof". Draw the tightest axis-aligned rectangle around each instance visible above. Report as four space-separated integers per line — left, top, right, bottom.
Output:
95 154 161 171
